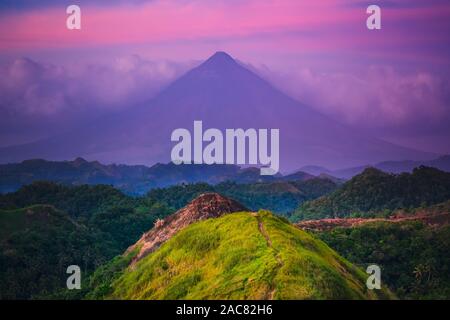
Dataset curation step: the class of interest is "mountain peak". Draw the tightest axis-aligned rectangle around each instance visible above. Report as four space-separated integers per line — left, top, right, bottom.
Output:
73 157 88 163
183 192 248 218
72 157 88 167
209 51 235 61
201 51 237 68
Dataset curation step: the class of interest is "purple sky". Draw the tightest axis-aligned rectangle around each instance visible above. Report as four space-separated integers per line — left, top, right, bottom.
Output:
0 0 449 153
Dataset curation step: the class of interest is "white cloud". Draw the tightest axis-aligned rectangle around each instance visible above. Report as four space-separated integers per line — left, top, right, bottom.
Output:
259 65 450 128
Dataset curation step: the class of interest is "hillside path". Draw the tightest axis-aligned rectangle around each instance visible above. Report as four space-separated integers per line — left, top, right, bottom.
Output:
254 213 283 300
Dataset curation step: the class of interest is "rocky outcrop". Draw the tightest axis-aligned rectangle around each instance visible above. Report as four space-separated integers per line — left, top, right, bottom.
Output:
126 193 248 266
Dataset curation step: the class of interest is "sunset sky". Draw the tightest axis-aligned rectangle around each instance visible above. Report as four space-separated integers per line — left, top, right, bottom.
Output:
0 0 449 154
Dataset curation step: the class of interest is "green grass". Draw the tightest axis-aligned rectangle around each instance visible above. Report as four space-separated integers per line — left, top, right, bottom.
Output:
106 211 393 300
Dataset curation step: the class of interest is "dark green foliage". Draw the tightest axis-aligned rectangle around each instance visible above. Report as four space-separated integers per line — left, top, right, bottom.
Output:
293 166 450 220
0 181 135 219
317 222 450 299
0 205 110 299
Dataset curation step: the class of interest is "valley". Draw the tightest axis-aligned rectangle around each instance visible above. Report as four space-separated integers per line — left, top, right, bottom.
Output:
0 162 449 300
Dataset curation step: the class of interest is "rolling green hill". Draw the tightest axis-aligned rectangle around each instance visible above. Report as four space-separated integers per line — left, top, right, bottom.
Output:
0 205 100 299
0 183 173 299
103 211 392 300
293 166 450 221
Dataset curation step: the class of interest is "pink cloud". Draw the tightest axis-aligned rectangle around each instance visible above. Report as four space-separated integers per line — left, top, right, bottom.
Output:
1 0 447 61
2 1 350 48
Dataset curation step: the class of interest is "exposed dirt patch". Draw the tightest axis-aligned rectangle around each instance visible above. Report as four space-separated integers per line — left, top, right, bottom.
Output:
126 193 248 267
296 212 450 232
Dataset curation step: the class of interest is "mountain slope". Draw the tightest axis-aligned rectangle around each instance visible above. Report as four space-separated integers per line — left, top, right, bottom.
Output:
106 210 392 299
0 52 433 171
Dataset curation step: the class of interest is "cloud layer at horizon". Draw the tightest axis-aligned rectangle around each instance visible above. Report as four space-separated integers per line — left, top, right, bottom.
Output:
0 0 449 153
0 56 194 146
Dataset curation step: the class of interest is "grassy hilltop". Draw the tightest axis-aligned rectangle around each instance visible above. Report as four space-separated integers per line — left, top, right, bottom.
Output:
106 211 392 300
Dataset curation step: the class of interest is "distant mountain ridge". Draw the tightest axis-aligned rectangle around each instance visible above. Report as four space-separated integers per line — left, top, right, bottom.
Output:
299 155 450 179
2 155 448 197
0 157 330 195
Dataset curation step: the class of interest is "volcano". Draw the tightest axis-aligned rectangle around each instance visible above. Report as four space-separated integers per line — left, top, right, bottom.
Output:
0 52 433 171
